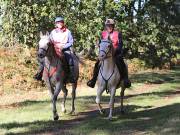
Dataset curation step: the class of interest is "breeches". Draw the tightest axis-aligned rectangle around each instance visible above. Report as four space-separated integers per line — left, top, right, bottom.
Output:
63 50 74 66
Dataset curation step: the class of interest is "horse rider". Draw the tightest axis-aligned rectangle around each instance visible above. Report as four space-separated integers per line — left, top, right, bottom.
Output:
87 18 131 88
34 16 76 83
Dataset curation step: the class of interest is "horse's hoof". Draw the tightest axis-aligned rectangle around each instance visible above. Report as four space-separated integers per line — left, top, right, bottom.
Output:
69 111 75 115
53 115 59 121
99 110 105 115
62 109 67 114
121 110 125 114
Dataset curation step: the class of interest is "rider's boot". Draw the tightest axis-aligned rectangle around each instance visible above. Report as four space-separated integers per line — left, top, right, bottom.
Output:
115 55 131 88
34 71 43 81
34 68 43 81
34 57 45 81
87 60 100 88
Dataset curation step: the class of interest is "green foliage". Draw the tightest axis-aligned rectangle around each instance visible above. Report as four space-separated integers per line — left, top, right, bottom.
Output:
123 0 179 69
0 0 179 68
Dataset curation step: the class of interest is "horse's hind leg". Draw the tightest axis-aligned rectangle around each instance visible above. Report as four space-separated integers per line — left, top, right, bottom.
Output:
61 85 68 113
70 82 77 115
120 87 125 114
108 88 116 120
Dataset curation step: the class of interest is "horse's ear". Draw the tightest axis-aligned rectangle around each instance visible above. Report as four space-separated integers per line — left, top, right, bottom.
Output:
40 31 43 38
46 31 50 36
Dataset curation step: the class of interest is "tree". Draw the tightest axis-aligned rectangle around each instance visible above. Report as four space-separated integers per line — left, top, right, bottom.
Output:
0 0 179 68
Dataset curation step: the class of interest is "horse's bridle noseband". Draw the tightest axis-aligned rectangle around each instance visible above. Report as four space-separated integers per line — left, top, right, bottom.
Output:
38 42 52 57
39 47 47 52
99 41 113 60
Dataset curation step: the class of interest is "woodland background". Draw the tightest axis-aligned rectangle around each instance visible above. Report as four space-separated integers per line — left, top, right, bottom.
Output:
0 0 179 69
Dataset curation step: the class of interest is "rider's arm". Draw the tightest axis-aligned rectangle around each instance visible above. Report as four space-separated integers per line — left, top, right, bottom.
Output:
63 31 73 49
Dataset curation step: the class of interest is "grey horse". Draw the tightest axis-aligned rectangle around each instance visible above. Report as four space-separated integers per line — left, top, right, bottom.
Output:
96 39 126 120
38 31 80 120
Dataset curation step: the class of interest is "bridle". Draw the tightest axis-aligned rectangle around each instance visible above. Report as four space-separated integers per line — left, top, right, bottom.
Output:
39 47 47 55
38 41 52 57
99 40 112 60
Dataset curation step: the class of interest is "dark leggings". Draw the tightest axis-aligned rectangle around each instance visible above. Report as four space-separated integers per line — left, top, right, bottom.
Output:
115 55 128 79
63 50 74 66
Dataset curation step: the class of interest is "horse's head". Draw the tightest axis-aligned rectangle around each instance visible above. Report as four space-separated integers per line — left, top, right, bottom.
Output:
98 39 113 61
38 31 51 58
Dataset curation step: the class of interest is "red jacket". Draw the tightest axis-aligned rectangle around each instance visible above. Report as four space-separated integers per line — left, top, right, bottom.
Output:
101 30 123 50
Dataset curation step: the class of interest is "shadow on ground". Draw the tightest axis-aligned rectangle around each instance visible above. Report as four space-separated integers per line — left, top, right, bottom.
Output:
0 103 180 135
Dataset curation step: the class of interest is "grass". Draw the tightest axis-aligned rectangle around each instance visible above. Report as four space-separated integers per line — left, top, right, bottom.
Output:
0 67 179 135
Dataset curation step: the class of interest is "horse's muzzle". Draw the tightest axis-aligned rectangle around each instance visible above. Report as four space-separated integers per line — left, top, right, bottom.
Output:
38 53 45 58
98 55 105 61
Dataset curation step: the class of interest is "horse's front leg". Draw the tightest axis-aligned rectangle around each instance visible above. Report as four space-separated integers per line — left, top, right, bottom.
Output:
69 82 77 115
46 80 57 119
96 86 104 115
108 88 116 120
120 87 125 114
61 85 68 113
52 82 62 120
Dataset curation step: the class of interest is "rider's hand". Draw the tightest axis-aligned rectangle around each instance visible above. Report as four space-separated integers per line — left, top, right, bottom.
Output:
59 46 64 51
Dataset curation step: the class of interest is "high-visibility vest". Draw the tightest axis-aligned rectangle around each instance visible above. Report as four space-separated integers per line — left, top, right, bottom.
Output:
101 30 119 49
